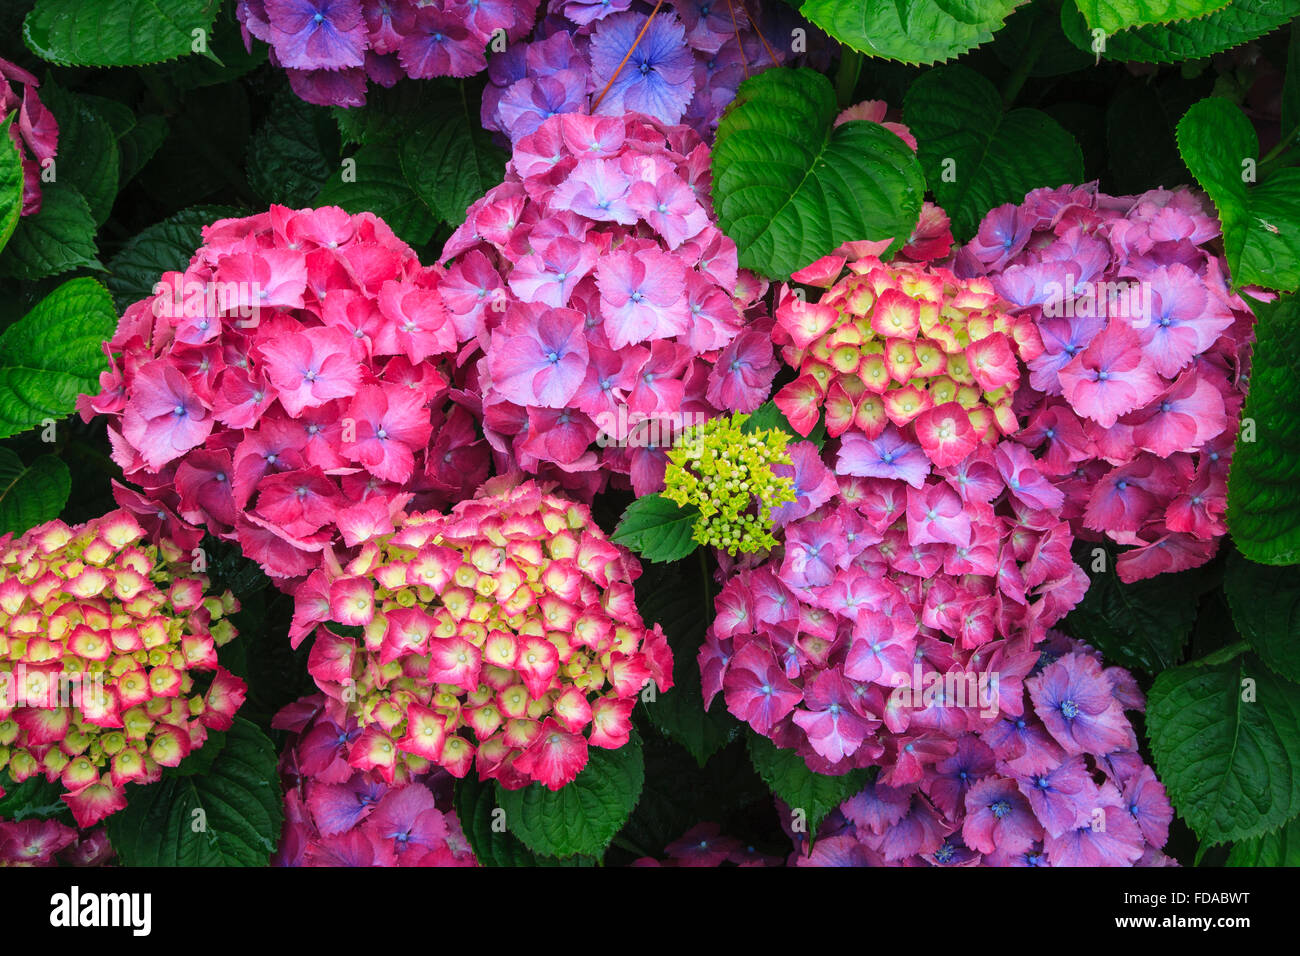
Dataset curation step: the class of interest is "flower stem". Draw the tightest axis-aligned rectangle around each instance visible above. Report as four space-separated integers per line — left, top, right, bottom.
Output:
834 49 862 110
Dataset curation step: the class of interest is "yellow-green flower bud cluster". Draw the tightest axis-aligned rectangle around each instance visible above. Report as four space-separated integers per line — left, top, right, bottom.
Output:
663 414 796 556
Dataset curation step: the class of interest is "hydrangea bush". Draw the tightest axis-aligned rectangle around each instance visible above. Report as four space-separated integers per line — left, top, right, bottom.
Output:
3 0 1298 880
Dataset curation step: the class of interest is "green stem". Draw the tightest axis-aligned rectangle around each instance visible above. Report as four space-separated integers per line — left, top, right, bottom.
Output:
1192 640 1249 669
834 49 863 111
612 835 654 859
698 546 713 612
1001 26 1051 106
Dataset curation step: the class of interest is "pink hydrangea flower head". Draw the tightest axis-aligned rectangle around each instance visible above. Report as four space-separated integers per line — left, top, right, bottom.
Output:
955 184 1255 583
701 426 1089 778
786 635 1171 867
238 0 541 106
294 478 672 791
0 510 245 828
272 694 477 866
482 0 802 143
81 205 489 586
445 112 777 499
773 253 1029 468
0 56 59 215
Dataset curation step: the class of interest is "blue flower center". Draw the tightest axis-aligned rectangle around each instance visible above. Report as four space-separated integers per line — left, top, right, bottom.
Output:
1060 698 1079 719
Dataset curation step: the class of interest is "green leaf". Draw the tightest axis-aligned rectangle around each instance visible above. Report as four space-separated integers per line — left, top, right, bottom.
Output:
118 114 169 187
636 562 739 766
453 774 595 866
39 83 121 226
0 449 71 535
1177 97 1300 292
106 204 239 311
742 399 826 449
166 728 227 777
151 0 267 90
0 277 117 439
1284 23 1300 145
746 732 870 833
0 115 23 256
24 0 221 67
1059 541 1210 674
611 493 701 563
400 92 507 227
1062 0 1300 64
712 67 925 280
333 80 445 147
0 185 99 280
247 93 337 208
903 64 1085 241
1073 0 1231 34
105 717 282 866
1227 813 1300 865
1148 651 1300 845
495 731 644 859
1226 294 1300 562
1224 551 1300 682
0 771 69 822
800 0 1024 65
315 145 436 248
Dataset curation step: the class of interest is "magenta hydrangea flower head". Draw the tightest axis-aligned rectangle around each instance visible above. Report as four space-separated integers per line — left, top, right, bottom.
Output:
0 816 114 867
238 0 541 106
954 184 1257 582
482 0 805 143
0 511 245 828
441 111 777 499
700 427 1089 777
0 56 59 215
773 248 1039 469
272 694 477 866
291 478 672 792
791 634 1173 867
80 205 489 586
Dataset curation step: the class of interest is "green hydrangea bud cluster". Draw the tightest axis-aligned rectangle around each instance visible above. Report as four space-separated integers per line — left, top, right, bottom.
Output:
663 413 797 556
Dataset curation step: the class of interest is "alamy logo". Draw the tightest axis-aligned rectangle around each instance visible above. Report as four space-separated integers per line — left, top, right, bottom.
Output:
1040 275 1146 324
888 663 1001 719
151 274 263 327
49 886 152 936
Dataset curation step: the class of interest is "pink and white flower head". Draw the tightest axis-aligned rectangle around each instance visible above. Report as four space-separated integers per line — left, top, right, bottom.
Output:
953 183 1256 582
772 248 1032 468
0 56 58 216
293 477 672 792
0 510 245 828
793 634 1174 867
80 205 489 586
442 111 778 499
236 0 542 107
272 694 477 866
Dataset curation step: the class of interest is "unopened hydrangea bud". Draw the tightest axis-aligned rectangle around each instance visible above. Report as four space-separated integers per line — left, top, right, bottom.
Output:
663 413 796 556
